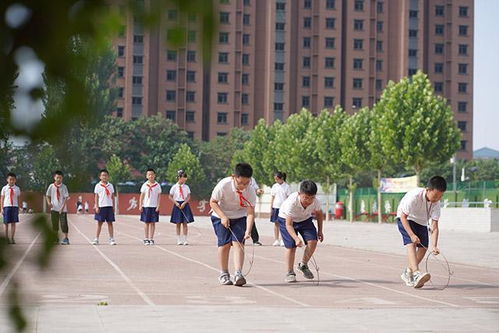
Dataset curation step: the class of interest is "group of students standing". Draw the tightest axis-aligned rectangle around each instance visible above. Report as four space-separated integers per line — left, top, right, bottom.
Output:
1 163 446 289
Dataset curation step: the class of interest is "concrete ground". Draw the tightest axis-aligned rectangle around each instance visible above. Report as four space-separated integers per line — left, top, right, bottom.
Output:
0 214 498 332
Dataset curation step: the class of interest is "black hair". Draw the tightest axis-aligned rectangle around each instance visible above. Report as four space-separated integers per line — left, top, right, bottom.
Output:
53 170 64 177
99 169 109 175
6 172 16 179
274 171 287 181
146 168 156 174
177 169 187 179
234 163 253 178
427 176 447 192
300 180 318 195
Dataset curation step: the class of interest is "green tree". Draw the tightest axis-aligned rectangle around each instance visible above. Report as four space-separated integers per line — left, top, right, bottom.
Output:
106 154 130 214
167 143 205 199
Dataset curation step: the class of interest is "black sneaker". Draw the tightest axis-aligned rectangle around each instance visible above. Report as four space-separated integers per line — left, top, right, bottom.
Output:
11 238 15 245
61 238 70 245
233 272 247 286
143 239 150 246
149 239 155 245
253 241 263 246
219 273 233 285
298 262 314 279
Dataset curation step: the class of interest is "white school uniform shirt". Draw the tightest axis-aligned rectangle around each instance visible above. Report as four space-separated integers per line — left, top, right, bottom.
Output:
278 192 322 222
250 177 259 192
46 183 70 212
211 177 257 219
397 188 441 226
271 182 292 209
94 182 115 207
170 183 191 202
141 181 162 207
1 185 21 207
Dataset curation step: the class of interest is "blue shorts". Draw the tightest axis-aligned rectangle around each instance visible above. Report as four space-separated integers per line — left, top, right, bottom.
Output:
211 216 246 247
270 208 279 222
278 217 318 249
396 218 429 248
141 207 159 223
95 206 115 223
3 206 19 224
170 202 194 223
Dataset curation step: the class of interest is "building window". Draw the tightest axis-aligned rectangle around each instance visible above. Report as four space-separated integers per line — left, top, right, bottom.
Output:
376 60 383 72
435 24 444 35
217 112 228 124
409 29 418 37
377 1 384 13
303 38 311 48
242 73 249 85
276 2 285 11
186 111 195 123
304 0 312 9
186 91 195 103
217 92 228 104
459 25 468 36
303 56 311 68
243 14 250 25
435 5 444 16
326 18 335 29
186 70 195 82
218 52 229 64
434 82 443 93
132 97 142 105
241 54 249 66
187 30 196 42
326 0 335 9
276 42 285 50
409 49 417 57
276 22 285 30
167 10 177 20
275 62 284 71
408 68 417 76
116 107 123 118
241 113 249 125
354 19 364 31
274 103 284 111
458 102 467 113
118 87 124 98
460 140 467 151
302 96 310 107
457 121 467 132
435 43 444 54
243 34 250 46
217 132 227 137
325 37 335 49
353 58 363 70
304 17 312 28
434 63 444 73
133 55 143 64
187 50 196 62
353 78 363 89
458 83 468 93
118 25 126 37
132 76 142 85
220 12 230 24
377 21 383 33
118 66 124 78
325 77 335 88
218 72 228 83
118 46 125 57
354 0 364 11
166 90 176 102
377 41 383 52
459 6 468 17
166 70 176 81
275 82 284 90
167 50 177 61
302 76 310 87
458 44 468 56
409 10 418 18
352 98 362 108
244 0 250 6
324 96 334 107
219 32 229 44
133 35 143 43
458 63 468 75
241 93 249 105
376 79 382 90
353 39 363 50
166 110 176 121
187 131 195 139
325 57 335 68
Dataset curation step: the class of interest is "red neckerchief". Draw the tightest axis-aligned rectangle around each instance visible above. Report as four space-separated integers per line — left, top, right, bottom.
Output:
9 186 14 205
54 183 61 202
146 182 158 198
179 184 185 200
236 190 252 208
100 183 111 197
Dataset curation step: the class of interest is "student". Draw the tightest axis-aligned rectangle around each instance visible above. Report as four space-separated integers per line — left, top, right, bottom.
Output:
210 163 256 286
46 170 70 245
1 173 21 244
139 168 161 245
278 180 324 283
249 177 264 246
270 171 291 246
92 169 117 245
169 170 194 245
397 176 446 288
84 201 89 214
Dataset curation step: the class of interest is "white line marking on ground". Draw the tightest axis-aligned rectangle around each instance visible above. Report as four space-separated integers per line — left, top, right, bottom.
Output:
0 233 40 296
71 222 155 306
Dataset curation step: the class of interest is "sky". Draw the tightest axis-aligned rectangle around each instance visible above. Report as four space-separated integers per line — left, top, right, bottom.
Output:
473 0 499 151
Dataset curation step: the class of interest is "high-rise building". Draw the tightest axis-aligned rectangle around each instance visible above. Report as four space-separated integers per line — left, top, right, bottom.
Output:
112 0 473 159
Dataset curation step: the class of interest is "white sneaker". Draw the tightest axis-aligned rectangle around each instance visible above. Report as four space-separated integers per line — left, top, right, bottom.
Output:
285 272 297 283
413 271 431 288
109 238 117 246
279 239 285 247
177 238 183 245
272 240 280 246
401 268 414 287
183 240 189 246
233 272 247 286
91 238 99 245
